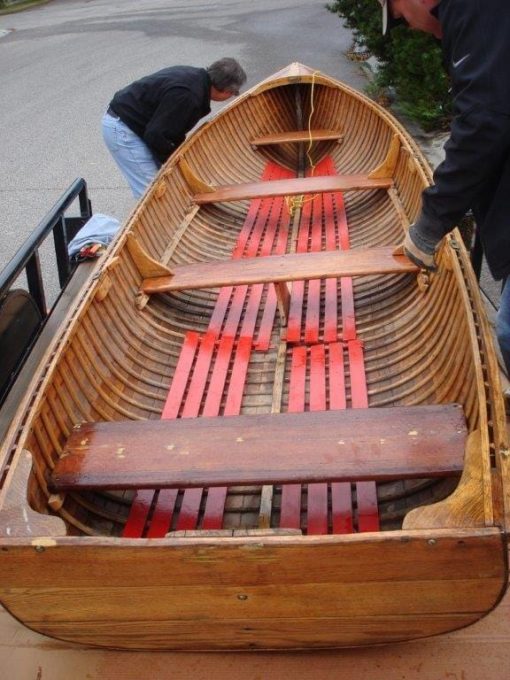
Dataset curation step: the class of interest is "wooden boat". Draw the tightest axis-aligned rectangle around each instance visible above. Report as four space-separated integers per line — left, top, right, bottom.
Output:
0 63 509 651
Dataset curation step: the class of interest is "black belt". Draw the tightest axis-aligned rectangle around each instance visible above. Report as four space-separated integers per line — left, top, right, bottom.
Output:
107 106 120 120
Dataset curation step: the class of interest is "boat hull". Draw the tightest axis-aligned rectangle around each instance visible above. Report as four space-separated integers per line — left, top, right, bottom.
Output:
0 529 506 650
0 63 509 650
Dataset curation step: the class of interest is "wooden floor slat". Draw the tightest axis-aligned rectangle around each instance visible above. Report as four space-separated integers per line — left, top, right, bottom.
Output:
280 156 381 534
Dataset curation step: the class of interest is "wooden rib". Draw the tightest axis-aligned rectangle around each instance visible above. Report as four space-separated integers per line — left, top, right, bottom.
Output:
193 174 393 204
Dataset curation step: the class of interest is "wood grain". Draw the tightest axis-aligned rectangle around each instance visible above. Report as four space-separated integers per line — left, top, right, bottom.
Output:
251 129 343 146
141 246 419 294
0 529 505 650
194 174 392 204
50 404 466 491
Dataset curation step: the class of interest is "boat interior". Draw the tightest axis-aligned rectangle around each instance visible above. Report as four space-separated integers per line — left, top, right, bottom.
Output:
7 68 507 542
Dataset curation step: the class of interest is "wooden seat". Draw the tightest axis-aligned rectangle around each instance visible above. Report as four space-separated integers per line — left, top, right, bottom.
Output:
251 129 343 146
140 246 419 296
50 404 467 492
193 174 393 205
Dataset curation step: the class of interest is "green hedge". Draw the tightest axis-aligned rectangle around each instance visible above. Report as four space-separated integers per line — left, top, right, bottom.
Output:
327 0 451 130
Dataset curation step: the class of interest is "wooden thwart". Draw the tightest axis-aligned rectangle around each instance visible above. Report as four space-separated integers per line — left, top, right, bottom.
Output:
140 246 418 296
50 404 467 492
251 129 343 146
193 174 393 205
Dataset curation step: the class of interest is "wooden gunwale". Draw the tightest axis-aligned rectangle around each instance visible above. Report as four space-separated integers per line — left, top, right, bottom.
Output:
441 235 509 528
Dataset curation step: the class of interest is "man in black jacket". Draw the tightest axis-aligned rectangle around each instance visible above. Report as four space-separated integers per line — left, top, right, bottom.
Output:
378 0 510 376
102 57 246 199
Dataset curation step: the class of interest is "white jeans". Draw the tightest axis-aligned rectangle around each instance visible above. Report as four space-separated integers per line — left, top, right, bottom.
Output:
102 112 161 199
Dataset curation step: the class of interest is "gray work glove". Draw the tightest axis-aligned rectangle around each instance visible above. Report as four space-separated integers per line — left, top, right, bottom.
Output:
402 224 440 271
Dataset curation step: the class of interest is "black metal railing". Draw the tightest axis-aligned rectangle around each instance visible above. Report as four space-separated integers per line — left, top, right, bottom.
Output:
0 178 92 405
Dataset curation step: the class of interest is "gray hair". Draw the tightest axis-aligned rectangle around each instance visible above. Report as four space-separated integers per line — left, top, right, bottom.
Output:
207 58 247 94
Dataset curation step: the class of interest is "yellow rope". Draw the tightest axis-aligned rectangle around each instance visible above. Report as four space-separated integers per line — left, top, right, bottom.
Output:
285 71 320 218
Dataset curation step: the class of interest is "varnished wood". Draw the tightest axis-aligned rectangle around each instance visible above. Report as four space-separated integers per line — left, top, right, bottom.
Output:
404 429 486 529
126 234 173 278
0 529 505 650
0 450 66 538
368 135 401 180
274 281 290 324
0 62 507 652
178 158 216 194
26 613 499 650
50 404 467 491
251 129 343 146
193 174 393 204
141 246 419 295
0 259 99 479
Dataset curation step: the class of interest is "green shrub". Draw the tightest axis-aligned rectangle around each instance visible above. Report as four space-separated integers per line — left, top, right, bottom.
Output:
327 0 451 130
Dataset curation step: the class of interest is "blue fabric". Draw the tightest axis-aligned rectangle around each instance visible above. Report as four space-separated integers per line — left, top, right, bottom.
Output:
496 276 510 376
102 112 161 199
67 213 120 257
